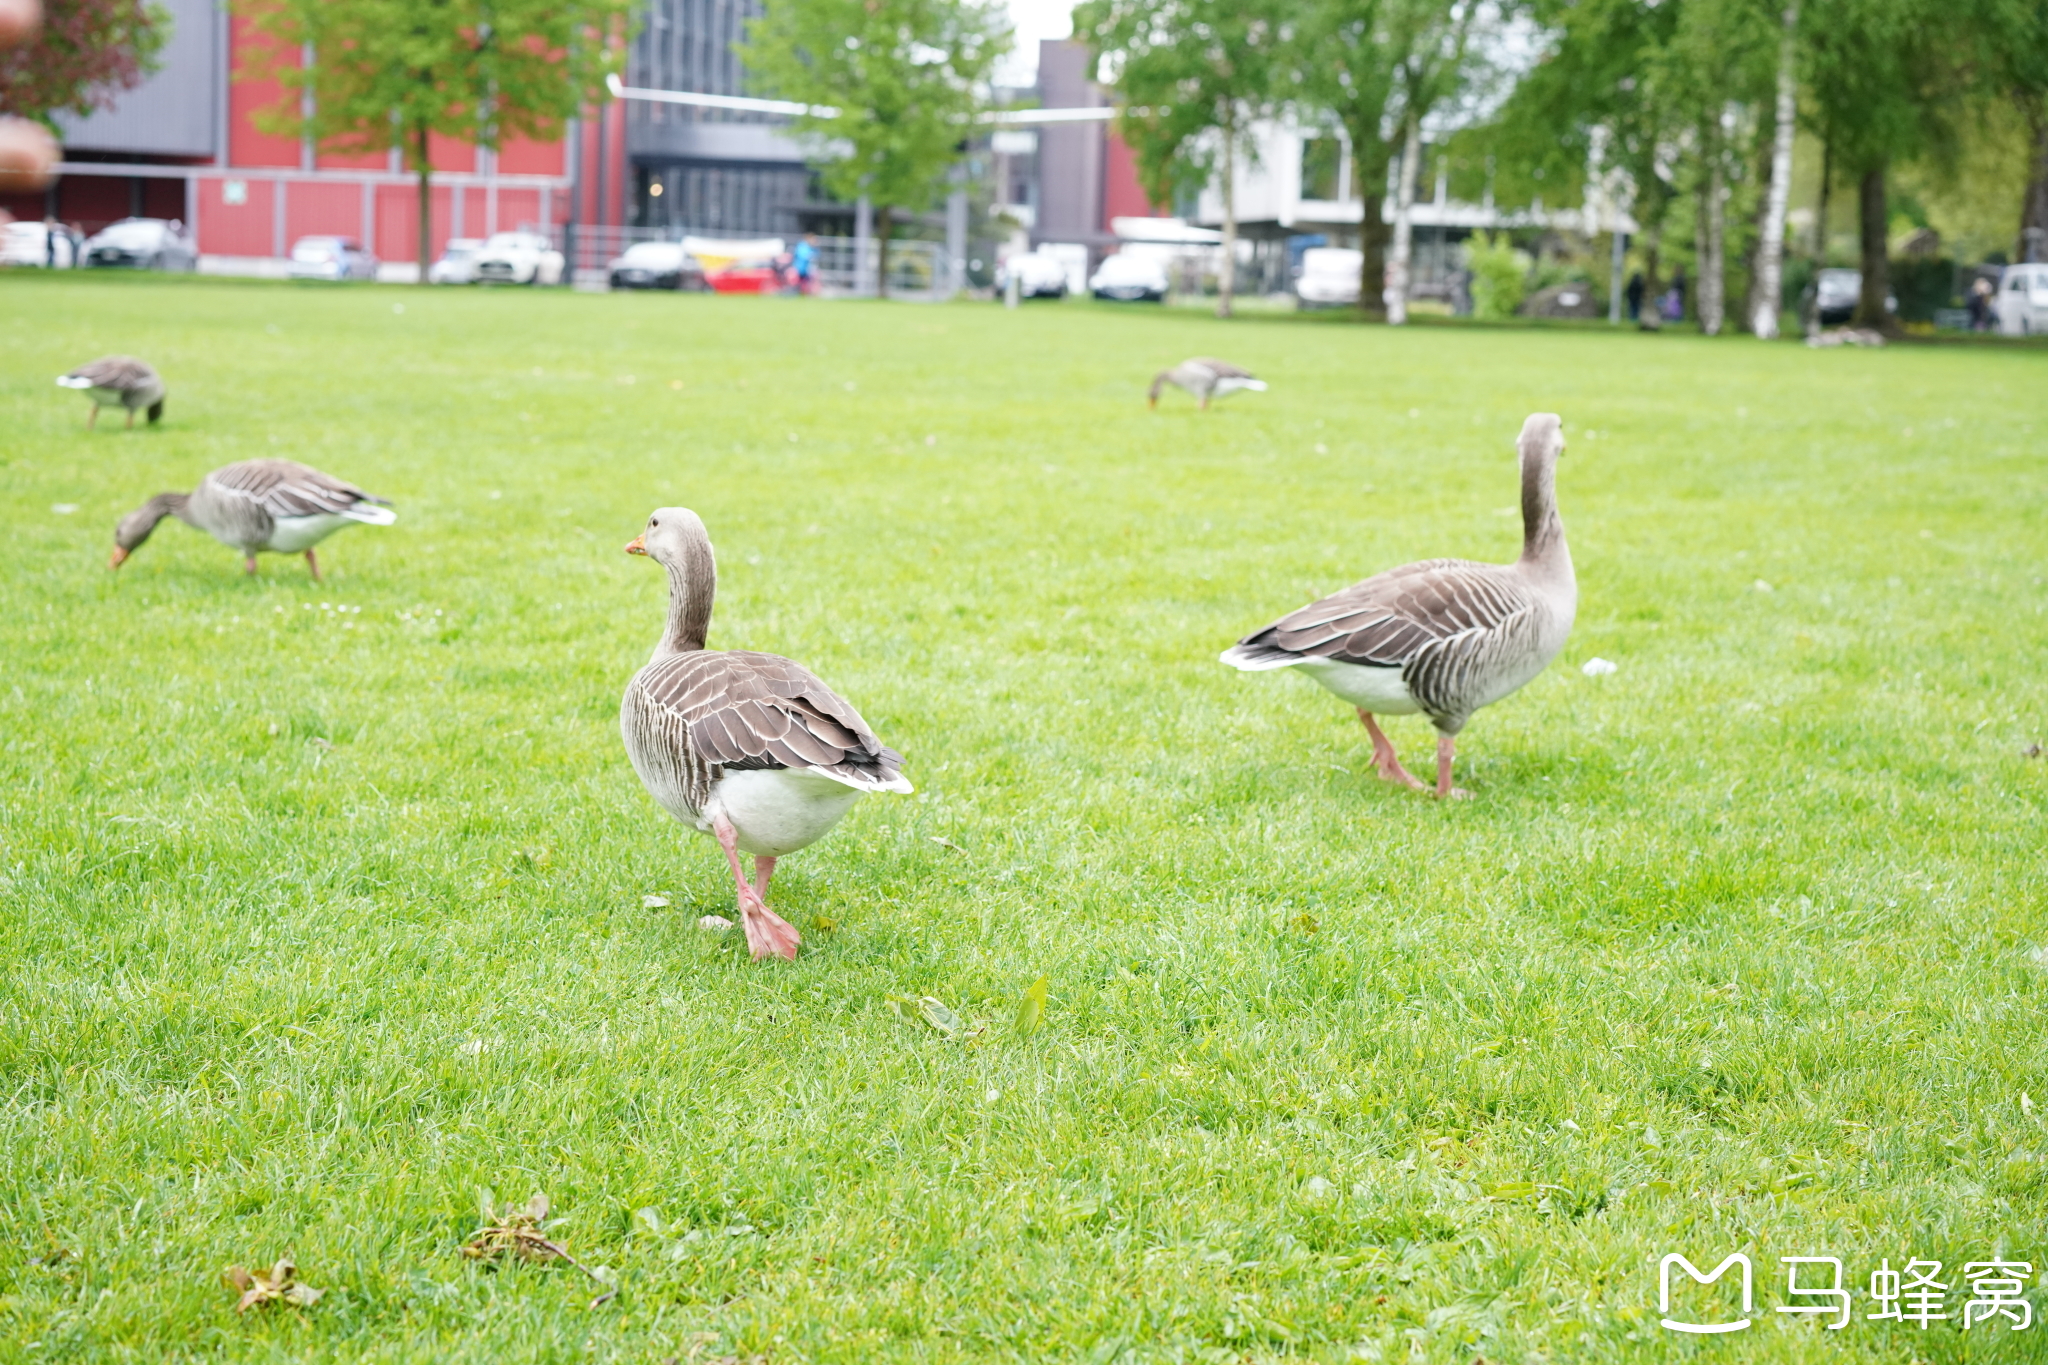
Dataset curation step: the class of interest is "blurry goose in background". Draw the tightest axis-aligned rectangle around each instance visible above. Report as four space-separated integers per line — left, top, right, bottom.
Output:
1148 357 1268 411
1221 413 1576 798
110 459 395 580
620 508 911 961
57 355 165 429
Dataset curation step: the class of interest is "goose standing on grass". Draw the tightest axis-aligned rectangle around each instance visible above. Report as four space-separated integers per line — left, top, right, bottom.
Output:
110 459 396 581
57 356 165 429
620 508 911 961
1148 357 1268 411
1221 413 1575 799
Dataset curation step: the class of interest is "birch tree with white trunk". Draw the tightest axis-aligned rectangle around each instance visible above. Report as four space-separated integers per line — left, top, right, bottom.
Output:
1749 0 1799 338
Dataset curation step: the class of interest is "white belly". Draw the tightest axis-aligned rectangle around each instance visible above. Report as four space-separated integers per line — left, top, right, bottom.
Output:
267 513 356 552
1293 658 1422 714
704 768 865 857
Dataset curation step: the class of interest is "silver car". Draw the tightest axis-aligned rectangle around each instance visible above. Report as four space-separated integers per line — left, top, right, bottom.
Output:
83 218 198 271
288 235 380 281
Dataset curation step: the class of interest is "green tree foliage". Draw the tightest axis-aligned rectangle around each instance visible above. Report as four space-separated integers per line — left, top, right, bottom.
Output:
746 0 1007 297
0 0 167 125
1074 0 1285 317
239 0 634 282
1464 228 1526 317
1282 0 1402 313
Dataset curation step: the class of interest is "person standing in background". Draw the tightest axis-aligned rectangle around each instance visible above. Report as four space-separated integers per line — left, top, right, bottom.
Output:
1624 271 1645 323
792 233 818 296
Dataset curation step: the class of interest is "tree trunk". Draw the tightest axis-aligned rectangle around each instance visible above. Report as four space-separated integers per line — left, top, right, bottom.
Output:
1386 112 1420 326
2020 103 2048 263
1217 118 1237 319
415 122 433 286
1696 124 1725 336
1352 136 1390 319
1750 2 1798 338
1853 163 1894 330
876 204 893 299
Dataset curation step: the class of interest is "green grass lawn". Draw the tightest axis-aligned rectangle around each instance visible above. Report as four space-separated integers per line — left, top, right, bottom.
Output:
2 275 2045 1364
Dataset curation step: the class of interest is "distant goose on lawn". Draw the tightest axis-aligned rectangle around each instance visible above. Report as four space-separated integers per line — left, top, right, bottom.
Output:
110 459 396 581
1221 413 1575 798
57 355 165 429
1149 357 1267 411
620 508 911 961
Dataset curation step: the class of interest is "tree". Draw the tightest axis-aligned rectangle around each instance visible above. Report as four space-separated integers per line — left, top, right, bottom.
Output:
1748 0 1797 336
1380 0 1492 324
0 0 167 124
746 0 1006 298
1075 0 1284 318
1802 0 1955 329
1283 0 1397 316
240 0 633 283
1978 0 2048 261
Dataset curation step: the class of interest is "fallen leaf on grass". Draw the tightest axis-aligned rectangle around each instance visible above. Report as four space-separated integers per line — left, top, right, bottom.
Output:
643 894 671 909
463 1192 616 1308
698 915 734 932
223 1259 323 1313
929 836 967 854
887 994 983 1039
1013 975 1049 1038
2024 743 2042 759
811 914 837 933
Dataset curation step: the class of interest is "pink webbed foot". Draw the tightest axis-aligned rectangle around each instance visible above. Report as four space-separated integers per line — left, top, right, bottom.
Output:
1358 710 1427 791
712 815 800 961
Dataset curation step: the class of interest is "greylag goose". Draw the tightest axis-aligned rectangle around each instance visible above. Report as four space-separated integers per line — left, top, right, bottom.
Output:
57 355 165 429
110 458 396 580
1221 413 1575 798
619 508 911 961
1149 357 1268 411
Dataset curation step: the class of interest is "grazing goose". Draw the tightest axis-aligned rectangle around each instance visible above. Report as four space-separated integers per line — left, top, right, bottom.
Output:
57 355 166 429
620 508 911 961
1221 413 1575 798
1149 357 1268 411
110 459 396 580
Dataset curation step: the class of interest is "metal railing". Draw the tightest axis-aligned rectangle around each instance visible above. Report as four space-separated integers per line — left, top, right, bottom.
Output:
544 223 952 299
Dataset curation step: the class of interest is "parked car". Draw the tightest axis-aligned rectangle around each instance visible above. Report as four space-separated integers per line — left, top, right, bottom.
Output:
997 250 1069 299
82 218 197 271
1296 247 1363 307
1089 251 1168 302
472 231 564 285
608 241 709 291
704 256 785 294
1809 267 1896 325
0 219 81 268
428 238 482 285
287 235 379 281
1993 263 2048 335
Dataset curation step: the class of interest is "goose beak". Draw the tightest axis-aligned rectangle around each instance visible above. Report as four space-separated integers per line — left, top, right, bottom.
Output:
624 533 647 556
108 546 128 570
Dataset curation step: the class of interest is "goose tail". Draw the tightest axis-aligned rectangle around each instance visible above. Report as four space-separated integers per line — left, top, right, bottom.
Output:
1220 640 1303 671
342 502 398 526
56 375 93 389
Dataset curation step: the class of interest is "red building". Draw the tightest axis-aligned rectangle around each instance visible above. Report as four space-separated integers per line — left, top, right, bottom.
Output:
2 0 615 269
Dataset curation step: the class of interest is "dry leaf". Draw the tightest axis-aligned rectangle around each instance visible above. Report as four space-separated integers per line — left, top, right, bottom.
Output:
929 836 967 854
223 1258 323 1313
1013 975 1049 1038
643 894 671 909
463 1192 615 1308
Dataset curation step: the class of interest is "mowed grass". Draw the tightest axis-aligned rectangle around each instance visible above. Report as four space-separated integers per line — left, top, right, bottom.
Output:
1 275 2045 1365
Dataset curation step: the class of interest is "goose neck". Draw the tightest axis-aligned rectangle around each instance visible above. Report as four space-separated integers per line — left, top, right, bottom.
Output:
1517 449 1568 575
654 542 716 658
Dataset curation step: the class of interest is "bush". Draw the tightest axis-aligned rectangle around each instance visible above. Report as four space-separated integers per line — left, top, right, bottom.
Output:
1466 233 1529 320
1889 257 1956 323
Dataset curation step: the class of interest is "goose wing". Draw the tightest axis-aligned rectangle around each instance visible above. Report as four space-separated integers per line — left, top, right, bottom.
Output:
1190 357 1255 378
207 459 393 519
1226 558 1535 667
629 650 910 797
63 355 157 391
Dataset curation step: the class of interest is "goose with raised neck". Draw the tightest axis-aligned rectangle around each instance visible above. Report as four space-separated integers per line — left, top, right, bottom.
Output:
619 508 911 961
1221 412 1577 798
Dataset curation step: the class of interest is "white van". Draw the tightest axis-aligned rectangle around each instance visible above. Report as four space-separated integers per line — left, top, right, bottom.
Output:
1296 247 1362 307
1994 264 2048 335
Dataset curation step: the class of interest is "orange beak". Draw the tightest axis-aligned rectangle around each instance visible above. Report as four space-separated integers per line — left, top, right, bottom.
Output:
108 546 129 570
624 533 647 556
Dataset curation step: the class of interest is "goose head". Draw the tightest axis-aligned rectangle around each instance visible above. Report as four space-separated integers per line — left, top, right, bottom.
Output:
109 492 187 569
624 507 712 566
1517 412 1565 465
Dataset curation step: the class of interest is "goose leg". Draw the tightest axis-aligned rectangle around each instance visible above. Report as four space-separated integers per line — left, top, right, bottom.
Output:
125 409 136 430
712 812 799 961
1358 709 1426 790
753 855 777 899
86 406 98 431
304 548 322 582
1434 734 1470 800
243 553 258 576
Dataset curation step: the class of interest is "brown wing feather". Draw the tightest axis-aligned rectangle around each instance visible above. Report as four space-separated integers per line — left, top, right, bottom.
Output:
207 459 392 520
1233 558 1536 666
1191 357 1254 378
67 356 158 391
630 650 906 789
